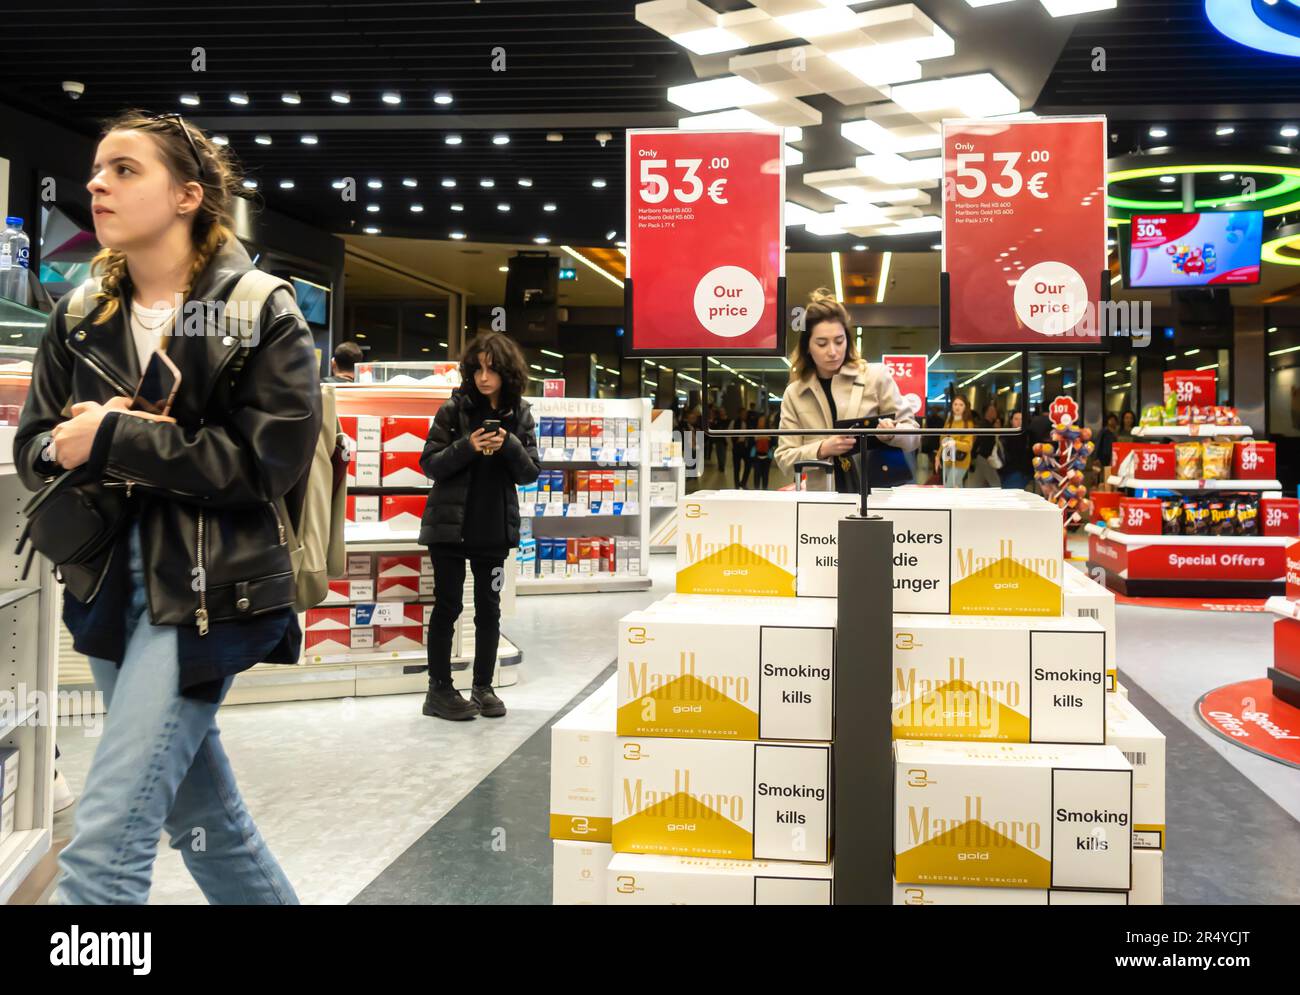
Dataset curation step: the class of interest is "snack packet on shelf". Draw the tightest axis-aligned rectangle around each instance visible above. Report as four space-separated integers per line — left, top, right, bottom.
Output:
1208 499 1235 536
1176 405 1192 427
1140 404 1165 428
1183 499 1209 536
1235 496 1259 536
1202 441 1233 480
1175 441 1203 480
1161 499 1183 535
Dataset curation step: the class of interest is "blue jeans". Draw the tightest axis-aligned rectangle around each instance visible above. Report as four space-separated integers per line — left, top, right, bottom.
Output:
943 466 967 488
57 524 298 905
1001 471 1030 490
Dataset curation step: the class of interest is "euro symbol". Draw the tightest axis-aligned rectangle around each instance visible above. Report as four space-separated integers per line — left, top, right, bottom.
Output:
1028 172 1048 199
708 178 729 205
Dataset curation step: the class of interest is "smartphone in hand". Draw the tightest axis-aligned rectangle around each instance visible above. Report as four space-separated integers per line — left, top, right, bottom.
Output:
132 350 182 417
481 418 502 434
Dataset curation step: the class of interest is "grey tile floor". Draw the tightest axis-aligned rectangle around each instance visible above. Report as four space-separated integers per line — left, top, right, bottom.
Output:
53 550 1300 905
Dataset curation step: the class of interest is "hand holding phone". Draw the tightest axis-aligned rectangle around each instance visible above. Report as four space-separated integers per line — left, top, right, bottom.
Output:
131 350 181 417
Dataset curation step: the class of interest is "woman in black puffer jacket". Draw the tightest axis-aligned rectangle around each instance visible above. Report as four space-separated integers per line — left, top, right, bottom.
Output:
418 332 539 720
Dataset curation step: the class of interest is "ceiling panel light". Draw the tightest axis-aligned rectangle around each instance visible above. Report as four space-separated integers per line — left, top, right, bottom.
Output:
382 91 402 105
450 203 464 211
592 178 607 188
211 135 229 146
363 226 380 235
445 134 463 145
367 179 383 189
254 135 272 146
859 5 955 60
441 178 456 188
855 153 942 185
1216 125 1235 136
829 47 922 87
242 179 258 190
518 178 533 187
492 134 510 145
543 203 557 212
402 178 418 188
889 73 1019 120
534 236 551 244
1038 0 1117 15
1149 126 1168 138
497 203 511 212
678 109 802 143
229 92 250 105
366 204 380 213
784 202 817 227
449 232 466 240
774 6 862 39
281 92 301 105
410 204 424 212
546 132 564 142
331 91 351 104
667 75 771 112
434 92 453 105
299 134 318 145
180 93 200 106
480 178 495 188
635 0 752 54
785 145 804 165
1283 126 1300 138
841 119 940 154
279 179 295 190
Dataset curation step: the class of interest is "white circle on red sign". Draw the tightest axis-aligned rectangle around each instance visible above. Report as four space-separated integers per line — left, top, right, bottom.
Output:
1013 261 1089 336
693 265 764 338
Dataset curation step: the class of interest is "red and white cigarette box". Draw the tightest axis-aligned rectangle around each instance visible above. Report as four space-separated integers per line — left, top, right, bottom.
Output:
1130 444 1176 480
377 572 433 600
381 451 429 487
578 537 597 576
601 536 616 573
377 554 422 579
1164 369 1216 408
377 625 425 653
322 579 376 604
381 415 432 453
575 470 591 506
339 414 381 452
566 538 580 577
577 418 592 449
1119 498 1163 535
346 552 374 577
381 494 425 531
399 603 434 627
305 626 353 657
1234 441 1276 481
1262 498 1300 537
590 418 604 449
347 450 380 486
346 495 379 524
305 607 352 633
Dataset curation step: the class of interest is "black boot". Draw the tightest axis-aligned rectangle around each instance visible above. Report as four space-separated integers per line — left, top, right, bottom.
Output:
472 684 506 718
423 681 480 721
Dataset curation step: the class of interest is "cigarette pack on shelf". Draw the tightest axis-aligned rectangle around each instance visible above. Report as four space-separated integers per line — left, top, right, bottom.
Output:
578 537 599 575
376 625 425 653
0 746 18 802
1119 498 1163 536
552 840 612 905
1234 441 1276 481
377 573 433 600
346 494 380 524
305 622 362 656
550 675 617 842
1104 694 1166 850
1129 444 1176 480
626 468 640 503
890 615 1106 744
893 850 1161 905
628 417 641 451
381 451 429 487
381 415 432 452
1262 498 1300 537
613 468 628 503
322 579 375 605
0 793 13 846
518 538 537 578
565 417 578 449
377 554 424 583
339 414 380 452
574 470 590 507
612 737 832 862
606 853 834 905
381 494 425 531
348 450 380 487
346 552 374 577
1063 565 1118 691
893 739 1133 891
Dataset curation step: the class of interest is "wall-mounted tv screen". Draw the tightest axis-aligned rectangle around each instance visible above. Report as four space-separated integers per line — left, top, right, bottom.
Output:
290 276 331 326
1125 210 1262 289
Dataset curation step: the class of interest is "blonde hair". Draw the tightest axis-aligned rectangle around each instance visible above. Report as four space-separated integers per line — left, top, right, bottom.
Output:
90 110 243 324
790 288 859 381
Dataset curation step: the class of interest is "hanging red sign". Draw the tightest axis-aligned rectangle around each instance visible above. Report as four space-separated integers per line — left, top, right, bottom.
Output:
942 116 1108 351
882 354 928 417
1049 395 1079 425
626 129 785 354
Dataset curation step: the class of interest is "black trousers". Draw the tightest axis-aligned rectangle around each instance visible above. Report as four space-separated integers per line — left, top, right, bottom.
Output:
751 457 771 490
427 549 506 687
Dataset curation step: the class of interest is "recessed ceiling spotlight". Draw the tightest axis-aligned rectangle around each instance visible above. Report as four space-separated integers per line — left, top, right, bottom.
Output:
1216 125 1235 136
367 179 383 189
331 91 351 104
1283 126 1300 138
497 203 511 212
534 236 550 244
606 230 617 240
402 178 418 188
546 132 564 142
242 179 259 190
480 179 495 188
445 134 462 145
592 178 607 188
450 203 464 212
441 178 456 188
518 178 533 187
410 204 424 213
450 231 466 240
433 92 453 105
498 265 509 272
299 134 318 145
363 226 380 235
281 92 301 105
331 179 346 189
366 204 380 213
1148 126 1167 138
254 135 272 146
1220 173 1235 180
616 240 626 247
279 179 295 190
492 134 510 145
211 135 229 146
229 92 249 105
1159 175 1175 183
180 93 200 106
853 244 866 251
382 91 402 105
544 203 557 212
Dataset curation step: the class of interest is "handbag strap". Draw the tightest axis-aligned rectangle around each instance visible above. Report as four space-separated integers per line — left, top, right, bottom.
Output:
63 276 103 335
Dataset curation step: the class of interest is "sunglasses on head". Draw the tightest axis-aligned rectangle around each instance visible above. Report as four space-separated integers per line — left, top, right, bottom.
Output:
149 113 207 179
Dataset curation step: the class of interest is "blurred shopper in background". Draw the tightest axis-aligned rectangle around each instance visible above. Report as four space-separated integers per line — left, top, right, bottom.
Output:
968 402 1003 488
940 395 975 488
1000 409 1032 490
748 413 776 490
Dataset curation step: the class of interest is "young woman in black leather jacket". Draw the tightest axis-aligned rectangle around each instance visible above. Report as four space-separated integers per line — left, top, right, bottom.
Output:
14 111 319 904
418 332 540 721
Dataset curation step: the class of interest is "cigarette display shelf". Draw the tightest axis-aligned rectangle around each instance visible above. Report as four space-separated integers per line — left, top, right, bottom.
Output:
348 483 432 492
518 573 649 594
648 408 685 555
1131 425 1253 438
539 448 640 465
521 502 640 518
1107 475 1281 492
1084 523 1295 547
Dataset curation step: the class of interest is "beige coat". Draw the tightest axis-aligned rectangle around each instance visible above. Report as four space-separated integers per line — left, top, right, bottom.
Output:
775 360 920 490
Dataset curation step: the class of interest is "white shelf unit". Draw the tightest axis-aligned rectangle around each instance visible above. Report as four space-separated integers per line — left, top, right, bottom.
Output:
1107 475 1282 492
1084 522 1296 547
517 395 652 594
1131 425 1253 438
1265 595 1300 621
648 408 685 555
0 471 57 904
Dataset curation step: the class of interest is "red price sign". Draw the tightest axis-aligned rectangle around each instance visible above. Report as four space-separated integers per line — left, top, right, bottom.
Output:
626 129 784 354
1163 370 1216 408
882 354 927 418
543 378 566 398
942 117 1107 350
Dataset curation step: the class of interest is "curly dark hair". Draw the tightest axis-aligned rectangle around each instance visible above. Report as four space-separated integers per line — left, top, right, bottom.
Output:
459 332 529 410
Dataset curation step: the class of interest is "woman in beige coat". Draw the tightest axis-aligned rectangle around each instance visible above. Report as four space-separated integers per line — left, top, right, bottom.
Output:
775 289 919 492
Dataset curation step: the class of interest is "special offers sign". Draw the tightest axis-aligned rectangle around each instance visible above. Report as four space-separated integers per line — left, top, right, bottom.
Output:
942 117 1108 351
626 129 785 354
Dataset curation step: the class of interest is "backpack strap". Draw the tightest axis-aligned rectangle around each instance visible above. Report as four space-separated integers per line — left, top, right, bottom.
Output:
222 268 294 346
63 276 103 336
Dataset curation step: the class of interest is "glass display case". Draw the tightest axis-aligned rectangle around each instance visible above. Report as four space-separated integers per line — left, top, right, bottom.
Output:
0 296 45 436
355 360 460 387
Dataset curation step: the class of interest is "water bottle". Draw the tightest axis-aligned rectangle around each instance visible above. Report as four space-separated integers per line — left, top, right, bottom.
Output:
0 217 31 307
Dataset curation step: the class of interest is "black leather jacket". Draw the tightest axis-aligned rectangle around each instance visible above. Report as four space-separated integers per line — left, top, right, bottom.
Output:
14 239 321 629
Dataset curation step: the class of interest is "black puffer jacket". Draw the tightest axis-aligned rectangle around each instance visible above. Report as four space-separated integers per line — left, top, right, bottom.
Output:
14 238 321 627
418 389 540 547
